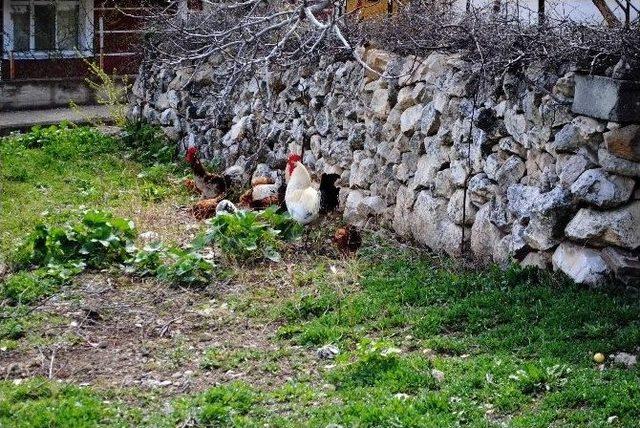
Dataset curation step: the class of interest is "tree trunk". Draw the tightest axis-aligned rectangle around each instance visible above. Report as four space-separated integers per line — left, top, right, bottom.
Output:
591 0 622 26
538 0 545 25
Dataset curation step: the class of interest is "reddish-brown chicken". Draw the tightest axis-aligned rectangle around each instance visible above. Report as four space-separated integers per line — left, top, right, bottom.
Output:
333 225 362 254
191 197 224 220
183 178 201 195
185 147 230 199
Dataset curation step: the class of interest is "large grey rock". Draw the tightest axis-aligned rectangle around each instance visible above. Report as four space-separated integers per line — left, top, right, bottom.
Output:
499 137 527 158
504 109 528 145
444 69 476 97
603 124 640 162
556 153 593 187
315 108 331 136
420 102 441 136
565 202 640 250
423 52 451 83
553 73 575 99
572 74 640 122
495 155 526 188
572 116 605 142
449 160 469 187
349 158 376 189
471 203 505 264
551 123 582 153
507 185 568 219
400 104 425 135
551 117 603 153
396 151 419 182
383 107 403 138
370 88 391 118
601 247 640 286
159 108 179 126
487 196 513 232
437 220 466 257
520 251 552 270
434 168 456 198
411 139 449 189
468 173 496 207
524 150 556 190
411 191 465 257
447 189 476 226
343 190 364 224
393 186 415 238
410 191 445 243
509 222 530 257
484 153 501 181
570 169 635 208
344 193 386 226
508 185 572 250
398 55 429 86
223 115 252 146
552 242 610 286
395 86 417 110
598 148 640 177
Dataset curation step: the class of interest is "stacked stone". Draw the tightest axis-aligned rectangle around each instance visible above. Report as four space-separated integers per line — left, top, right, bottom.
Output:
130 47 640 287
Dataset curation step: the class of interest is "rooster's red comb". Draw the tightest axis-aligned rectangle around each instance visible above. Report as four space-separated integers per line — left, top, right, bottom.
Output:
185 147 198 162
288 153 302 163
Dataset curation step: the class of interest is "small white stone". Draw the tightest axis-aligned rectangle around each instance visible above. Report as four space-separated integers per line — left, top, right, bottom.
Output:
431 368 445 382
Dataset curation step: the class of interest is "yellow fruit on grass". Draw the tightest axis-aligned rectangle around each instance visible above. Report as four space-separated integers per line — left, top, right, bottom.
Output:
593 353 605 363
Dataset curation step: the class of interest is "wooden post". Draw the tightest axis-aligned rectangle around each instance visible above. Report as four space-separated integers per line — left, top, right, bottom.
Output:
9 52 15 80
99 16 105 70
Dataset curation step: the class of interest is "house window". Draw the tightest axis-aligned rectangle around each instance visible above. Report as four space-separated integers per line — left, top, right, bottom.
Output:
3 0 92 57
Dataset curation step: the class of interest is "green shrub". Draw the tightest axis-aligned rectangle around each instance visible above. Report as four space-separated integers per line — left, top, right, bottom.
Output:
0 319 25 340
126 242 214 287
83 60 130 127
155 247 214 287
0 271 58 306
121 121 175 165
126 242 165 277
15 210 212 288
196 207 302 263
29 209 136 270
7 123 118 159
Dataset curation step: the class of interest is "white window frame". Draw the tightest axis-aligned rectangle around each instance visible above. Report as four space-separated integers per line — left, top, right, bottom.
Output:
2 0 94 59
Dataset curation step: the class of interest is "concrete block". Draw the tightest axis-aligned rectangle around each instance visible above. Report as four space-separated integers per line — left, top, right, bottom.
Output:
572 74 640 123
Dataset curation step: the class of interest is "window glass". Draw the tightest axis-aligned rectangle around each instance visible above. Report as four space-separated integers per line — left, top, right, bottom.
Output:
11 5 30 51
57 5 80 50
34 4 56 50
9 0 84 52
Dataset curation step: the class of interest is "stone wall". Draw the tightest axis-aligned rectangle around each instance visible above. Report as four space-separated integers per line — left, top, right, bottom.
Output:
129 48 640 287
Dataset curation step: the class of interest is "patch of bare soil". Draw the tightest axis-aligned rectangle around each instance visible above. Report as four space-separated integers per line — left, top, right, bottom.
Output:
1 270 319 397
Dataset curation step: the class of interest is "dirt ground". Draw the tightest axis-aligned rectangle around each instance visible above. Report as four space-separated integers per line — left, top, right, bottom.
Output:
1 269 324 396
0 202 336 398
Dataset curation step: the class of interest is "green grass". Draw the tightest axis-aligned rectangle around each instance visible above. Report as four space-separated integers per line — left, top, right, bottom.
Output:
1 123 639 427
264 247 640 426
0 122 188 261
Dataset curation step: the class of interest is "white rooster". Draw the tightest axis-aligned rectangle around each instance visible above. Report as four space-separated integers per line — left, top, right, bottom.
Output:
285 154 321 225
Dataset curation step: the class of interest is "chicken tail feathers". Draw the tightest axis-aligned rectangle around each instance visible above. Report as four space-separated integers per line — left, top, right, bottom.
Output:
319 173 340 214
